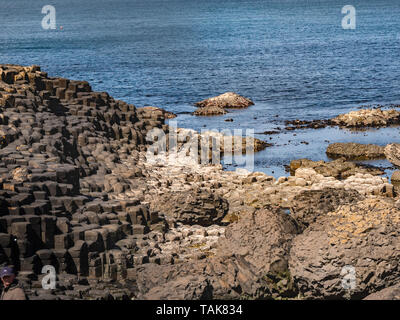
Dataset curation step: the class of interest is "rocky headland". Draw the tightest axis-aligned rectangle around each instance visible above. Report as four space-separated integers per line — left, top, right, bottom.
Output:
0 64 400 300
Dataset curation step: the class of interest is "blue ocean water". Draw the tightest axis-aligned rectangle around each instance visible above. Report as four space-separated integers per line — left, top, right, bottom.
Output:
1 0 400 176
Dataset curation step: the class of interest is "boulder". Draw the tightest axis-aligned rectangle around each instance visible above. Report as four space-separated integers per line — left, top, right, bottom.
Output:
391 170 400 183
363 283 400 300
384 143 400 167
331 108 400 128
217 206 299 274
151 188 229 226
289 197 400 299
290 188 364 230
195 92 254 109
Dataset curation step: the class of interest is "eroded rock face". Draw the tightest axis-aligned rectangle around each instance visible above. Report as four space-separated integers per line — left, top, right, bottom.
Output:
151 188 229 227
289 197 400 299
290 188 364 230
136 207 299 300
217 207 299 274
384 143 400 167
289 158 384 179
331 108 400 128
326 143 385 160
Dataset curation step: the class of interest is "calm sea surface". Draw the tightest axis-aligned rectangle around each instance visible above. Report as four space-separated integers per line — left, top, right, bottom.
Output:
1 0 400 176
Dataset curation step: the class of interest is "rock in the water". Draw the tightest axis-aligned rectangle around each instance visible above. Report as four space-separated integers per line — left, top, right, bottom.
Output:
195 92 254 109
331 108 400 128
326 143 385 160
289 197 400 299
193 105 227 116
201 130 269 154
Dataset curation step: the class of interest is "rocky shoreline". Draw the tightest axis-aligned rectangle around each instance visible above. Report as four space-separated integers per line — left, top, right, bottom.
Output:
1 64 400 300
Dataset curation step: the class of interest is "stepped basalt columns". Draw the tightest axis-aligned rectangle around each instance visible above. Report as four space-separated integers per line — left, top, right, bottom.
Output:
0 64 169 283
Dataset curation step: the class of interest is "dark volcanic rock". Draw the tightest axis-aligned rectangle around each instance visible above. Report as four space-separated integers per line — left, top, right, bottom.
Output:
151 188 229 227
290 188 364 231
0 64 171 299
289 197 400 299
136 207 299 299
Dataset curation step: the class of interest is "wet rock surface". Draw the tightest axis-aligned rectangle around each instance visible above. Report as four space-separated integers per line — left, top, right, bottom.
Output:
284 108 400 131
326 143 385 160
193 105 227 116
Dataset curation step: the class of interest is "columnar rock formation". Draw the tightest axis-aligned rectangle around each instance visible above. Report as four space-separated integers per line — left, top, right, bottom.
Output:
0 64 171 299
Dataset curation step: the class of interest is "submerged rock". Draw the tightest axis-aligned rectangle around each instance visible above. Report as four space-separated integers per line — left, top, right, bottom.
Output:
326 143 385 160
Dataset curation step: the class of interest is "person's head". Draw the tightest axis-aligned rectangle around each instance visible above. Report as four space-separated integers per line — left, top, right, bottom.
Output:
0 267 16 288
